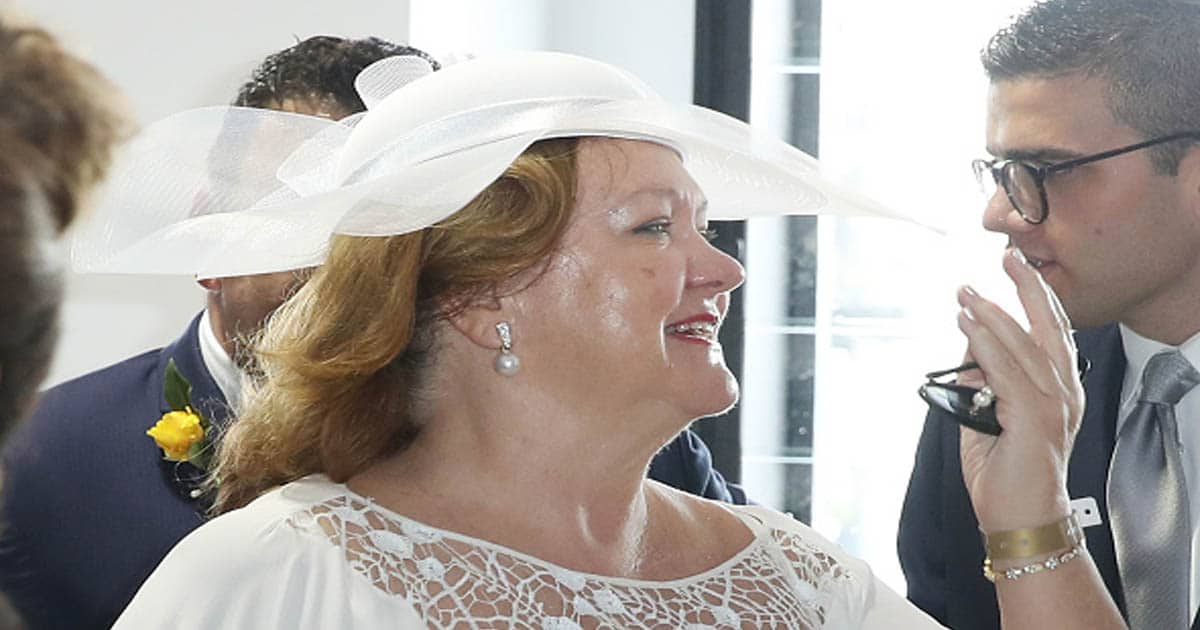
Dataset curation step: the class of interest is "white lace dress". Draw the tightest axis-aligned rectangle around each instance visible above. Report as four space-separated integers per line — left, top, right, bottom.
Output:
113 476 940 629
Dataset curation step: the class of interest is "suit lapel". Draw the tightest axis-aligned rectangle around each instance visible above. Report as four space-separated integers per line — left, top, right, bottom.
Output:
152 313 230 510
1067 324 1126 615
155 313 230 425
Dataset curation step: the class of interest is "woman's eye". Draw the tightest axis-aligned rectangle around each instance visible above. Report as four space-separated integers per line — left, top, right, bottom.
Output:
635 220 672 236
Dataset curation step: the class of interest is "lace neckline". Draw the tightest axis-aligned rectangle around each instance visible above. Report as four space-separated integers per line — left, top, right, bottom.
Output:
322 476 770 587
283 475 855 628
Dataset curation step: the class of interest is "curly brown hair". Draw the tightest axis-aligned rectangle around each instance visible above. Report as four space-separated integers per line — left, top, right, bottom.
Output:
213 139 579 513
0 13 128 438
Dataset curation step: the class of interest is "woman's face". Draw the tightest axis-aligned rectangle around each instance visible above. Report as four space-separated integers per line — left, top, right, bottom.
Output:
506 138 745 422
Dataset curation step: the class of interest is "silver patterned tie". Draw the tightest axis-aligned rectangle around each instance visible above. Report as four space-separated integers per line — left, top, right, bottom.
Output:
1108 349 1199 630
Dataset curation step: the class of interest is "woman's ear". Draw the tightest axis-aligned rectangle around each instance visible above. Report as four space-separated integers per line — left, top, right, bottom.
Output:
446 299 507 350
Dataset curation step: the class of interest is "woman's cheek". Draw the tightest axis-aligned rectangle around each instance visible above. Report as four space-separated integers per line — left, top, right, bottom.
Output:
598 278 634 335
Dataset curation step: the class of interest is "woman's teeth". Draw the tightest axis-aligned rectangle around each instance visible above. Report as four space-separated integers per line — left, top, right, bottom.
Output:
666 321 716 338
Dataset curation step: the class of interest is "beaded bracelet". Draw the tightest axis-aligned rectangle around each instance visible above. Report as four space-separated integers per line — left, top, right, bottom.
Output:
982 542 1086 582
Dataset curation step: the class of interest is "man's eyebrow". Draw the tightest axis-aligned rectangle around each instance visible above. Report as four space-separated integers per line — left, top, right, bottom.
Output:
986 146 1084 162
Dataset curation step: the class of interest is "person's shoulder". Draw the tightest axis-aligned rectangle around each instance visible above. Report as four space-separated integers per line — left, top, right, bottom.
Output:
14 317 204 439
728 505 835 549
650 430 712 477
114 476 419 629
648 486 844 567
728 505 944 629
3 345 169 471
648 430 747 503
34 346 166 411
727 504 873 583
177 476 346 551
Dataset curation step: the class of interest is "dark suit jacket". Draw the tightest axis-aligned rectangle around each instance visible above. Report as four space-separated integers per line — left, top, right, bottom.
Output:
898 324 1130 628
0 313 744 629
0 314 226 630
650 429 748 505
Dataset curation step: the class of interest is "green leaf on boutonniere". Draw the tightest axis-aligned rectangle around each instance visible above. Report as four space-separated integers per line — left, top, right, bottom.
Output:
149 360 216 479
185 437 212 471
163 359 192 412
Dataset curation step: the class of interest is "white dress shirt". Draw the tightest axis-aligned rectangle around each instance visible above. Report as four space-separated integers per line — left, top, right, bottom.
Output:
1117 324 1200 620
197 310 244 412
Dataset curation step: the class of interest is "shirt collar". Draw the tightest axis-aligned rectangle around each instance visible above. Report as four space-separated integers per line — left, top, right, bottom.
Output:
197 309 243 411
1118 324 1200 411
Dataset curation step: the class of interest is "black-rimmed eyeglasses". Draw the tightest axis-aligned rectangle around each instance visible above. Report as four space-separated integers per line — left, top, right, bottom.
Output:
972 131 1200 224
918 355 1091 436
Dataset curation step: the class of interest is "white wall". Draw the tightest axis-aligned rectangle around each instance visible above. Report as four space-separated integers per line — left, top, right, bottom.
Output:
542 0 695 105
21 0 413 386
409 0 695 105
408 0 550 61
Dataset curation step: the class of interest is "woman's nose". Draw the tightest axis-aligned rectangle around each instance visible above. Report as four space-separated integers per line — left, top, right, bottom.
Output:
688 238 745 294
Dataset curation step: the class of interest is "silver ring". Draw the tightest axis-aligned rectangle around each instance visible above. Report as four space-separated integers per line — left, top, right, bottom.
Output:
970 385 995 415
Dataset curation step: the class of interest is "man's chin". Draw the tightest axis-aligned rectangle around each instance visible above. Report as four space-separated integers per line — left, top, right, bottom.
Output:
1056 298 1113 332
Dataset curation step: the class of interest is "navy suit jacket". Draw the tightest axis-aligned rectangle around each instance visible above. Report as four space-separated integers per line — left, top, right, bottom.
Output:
650 429 747 505
898 325 1135 628
0 313 744 629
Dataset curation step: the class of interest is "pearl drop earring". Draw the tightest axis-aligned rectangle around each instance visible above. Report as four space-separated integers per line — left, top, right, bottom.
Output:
493 322 520 376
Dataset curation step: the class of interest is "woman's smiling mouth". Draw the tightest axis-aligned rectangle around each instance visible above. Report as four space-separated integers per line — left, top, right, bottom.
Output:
665 315 719 344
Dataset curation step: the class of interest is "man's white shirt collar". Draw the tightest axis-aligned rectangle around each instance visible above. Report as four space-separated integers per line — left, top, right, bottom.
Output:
1118 325 1200 419
197 310 243 411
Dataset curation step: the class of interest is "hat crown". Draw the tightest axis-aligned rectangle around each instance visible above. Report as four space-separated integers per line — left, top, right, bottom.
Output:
337 52 660 182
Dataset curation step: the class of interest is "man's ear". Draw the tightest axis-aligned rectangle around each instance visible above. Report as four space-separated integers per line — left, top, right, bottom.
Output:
446 299 507 350
1178 147 1200 220
197 277 222 292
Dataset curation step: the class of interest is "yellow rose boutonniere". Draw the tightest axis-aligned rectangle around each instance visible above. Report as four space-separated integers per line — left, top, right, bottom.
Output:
146 359 214 470
146 408 204 461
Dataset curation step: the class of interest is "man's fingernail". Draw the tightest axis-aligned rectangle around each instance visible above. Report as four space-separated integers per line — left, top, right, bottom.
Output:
1011 248 1028 265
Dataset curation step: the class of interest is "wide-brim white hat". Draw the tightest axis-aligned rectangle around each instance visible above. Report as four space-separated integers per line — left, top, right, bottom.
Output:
72 51 925 279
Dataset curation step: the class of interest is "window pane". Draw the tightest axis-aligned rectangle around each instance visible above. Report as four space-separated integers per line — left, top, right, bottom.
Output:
785 217 819 322
825 218 954 323
743 459 813 523
742 331 815 450
790 0 822 62
741 328 815 519
754 73 820 155
754 0 822 65
811 332 955 588
746 0 1039 598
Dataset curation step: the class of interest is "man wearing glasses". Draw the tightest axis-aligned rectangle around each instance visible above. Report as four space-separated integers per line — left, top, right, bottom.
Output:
899 1 1200 629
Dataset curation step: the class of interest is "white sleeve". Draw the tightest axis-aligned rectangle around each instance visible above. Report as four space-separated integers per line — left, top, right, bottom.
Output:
844 554 946 630
735 506 945 630
111 504 424 629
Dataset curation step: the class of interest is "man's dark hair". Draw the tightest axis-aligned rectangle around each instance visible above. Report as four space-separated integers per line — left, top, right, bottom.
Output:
981 0 1200 174
233 35 439 116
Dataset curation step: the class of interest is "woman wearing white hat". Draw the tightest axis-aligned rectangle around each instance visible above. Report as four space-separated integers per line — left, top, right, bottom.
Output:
111 52 1121 629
